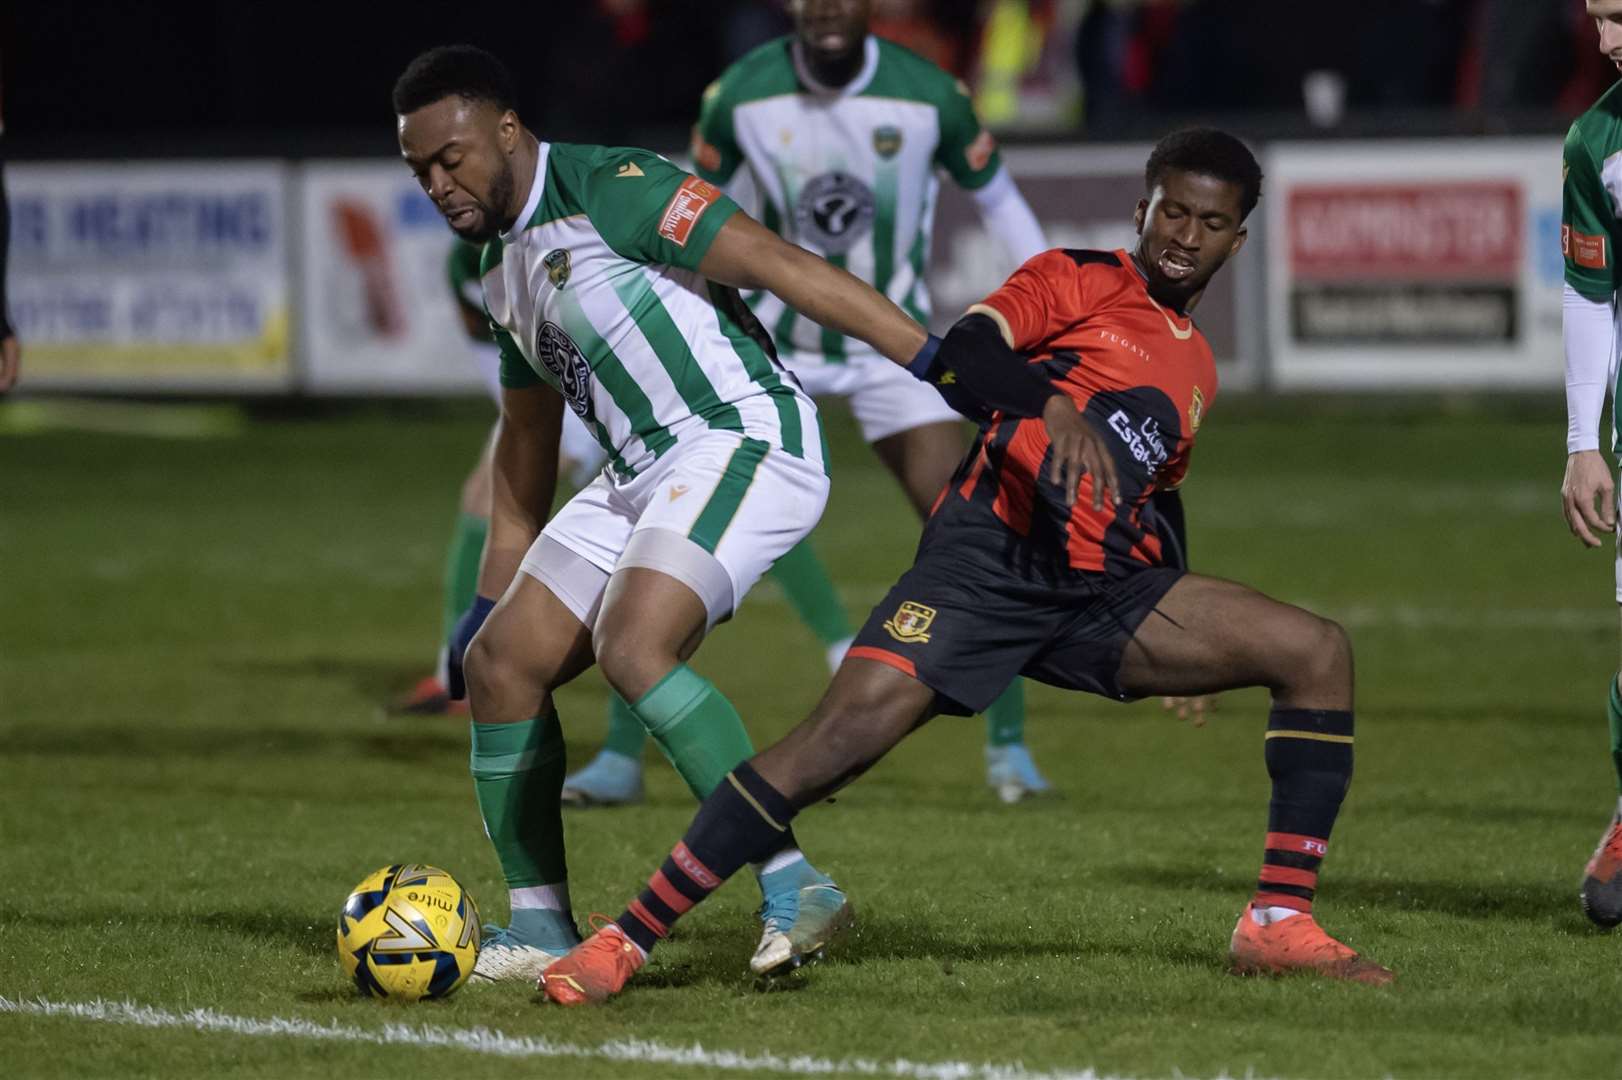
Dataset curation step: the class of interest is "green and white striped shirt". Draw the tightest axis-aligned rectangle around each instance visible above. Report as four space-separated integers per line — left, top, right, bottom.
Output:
692 35 1003 364
483 141 823 479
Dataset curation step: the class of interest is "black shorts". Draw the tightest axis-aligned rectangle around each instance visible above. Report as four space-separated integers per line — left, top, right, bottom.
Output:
848 516 1185 716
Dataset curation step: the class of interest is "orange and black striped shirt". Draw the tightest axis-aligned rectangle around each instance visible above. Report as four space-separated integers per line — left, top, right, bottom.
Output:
940 248 1216 576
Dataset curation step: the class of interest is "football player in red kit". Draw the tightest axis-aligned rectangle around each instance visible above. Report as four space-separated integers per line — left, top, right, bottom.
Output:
542 128 1394 1004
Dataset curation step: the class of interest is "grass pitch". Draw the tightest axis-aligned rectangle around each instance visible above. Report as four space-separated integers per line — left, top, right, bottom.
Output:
4 396 1622 1079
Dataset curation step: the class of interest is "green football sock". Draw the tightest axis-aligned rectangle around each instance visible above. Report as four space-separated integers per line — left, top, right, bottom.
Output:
630 665 755 799
603 693 648 759
985 679 1026 747
469 714 568 888
441 512 489 643
769 539 853 647
1609 674 1622 793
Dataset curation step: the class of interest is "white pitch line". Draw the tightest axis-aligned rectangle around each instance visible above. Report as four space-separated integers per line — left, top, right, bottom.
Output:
0 994 1211 1080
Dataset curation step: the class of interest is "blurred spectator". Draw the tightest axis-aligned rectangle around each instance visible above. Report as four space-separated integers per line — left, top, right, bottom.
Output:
721 0 794 63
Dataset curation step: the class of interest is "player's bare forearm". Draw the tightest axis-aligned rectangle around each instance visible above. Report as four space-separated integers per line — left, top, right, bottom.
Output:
700 213 927 365
479 386 563 597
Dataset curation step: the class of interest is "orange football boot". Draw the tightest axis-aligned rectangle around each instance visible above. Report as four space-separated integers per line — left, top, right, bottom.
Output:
1581 814 1622 927
1229 904 1394 985
539 920 645 1005
390 675 469 717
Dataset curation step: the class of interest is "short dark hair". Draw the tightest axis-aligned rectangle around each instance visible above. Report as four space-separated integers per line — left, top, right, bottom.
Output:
1145 128 1264 221
392 45 516 116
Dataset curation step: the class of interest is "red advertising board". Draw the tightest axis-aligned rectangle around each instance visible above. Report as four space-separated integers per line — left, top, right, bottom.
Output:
1289 183 1521 281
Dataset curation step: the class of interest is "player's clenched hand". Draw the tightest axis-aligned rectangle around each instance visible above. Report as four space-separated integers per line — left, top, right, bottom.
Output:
1561 449 1615 548
1042 396 1119 510
1162 695 1216 727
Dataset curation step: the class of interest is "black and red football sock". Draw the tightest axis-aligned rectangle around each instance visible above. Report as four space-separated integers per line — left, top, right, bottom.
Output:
1253 707 1353 914
616 761 799 953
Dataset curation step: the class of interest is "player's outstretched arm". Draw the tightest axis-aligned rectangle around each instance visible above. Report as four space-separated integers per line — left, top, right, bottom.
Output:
698 212 927 367
479 383 565 599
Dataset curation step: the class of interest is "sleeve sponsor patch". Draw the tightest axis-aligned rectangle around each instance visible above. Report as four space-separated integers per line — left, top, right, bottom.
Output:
1564 224 1608 270
658 176 721 247
965 129 996 173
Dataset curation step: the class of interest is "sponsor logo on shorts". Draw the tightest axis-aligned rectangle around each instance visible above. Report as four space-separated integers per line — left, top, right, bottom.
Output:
873 125 903 159
1189 386 1205 433
544 248 571 290
668 484 689 501
658 176 722 247
883 600 935 644
1564 224 1607 269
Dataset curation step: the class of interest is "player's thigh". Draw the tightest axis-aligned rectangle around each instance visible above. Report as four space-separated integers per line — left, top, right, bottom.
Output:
471 475 633 698
593 566 711 700
1114 572 1349 703
469 552 598 707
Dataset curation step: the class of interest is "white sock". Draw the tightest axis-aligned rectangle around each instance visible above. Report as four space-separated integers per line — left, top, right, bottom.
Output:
1250 904 1306 927
510 882 572 913
753 846 808 878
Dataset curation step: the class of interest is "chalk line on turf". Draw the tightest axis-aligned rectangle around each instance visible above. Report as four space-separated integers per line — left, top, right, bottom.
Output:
0 993 1249 1080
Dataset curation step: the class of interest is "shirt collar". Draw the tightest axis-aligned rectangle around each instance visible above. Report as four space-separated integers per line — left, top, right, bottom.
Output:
500 138 549 244
791 34 879 98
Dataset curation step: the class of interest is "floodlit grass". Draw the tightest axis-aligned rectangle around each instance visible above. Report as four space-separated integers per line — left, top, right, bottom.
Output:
4 397 1622 1078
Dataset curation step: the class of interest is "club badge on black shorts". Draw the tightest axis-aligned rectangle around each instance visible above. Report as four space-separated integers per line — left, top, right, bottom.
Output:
883 601 935 644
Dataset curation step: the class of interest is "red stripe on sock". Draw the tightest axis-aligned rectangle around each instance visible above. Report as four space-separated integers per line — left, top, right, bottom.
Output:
1258 865 1320 889
847 645 917 679
1264 832 1328 857
649 870 694 915
627 898 669 939
1253 891 1314 912
672 842 720 890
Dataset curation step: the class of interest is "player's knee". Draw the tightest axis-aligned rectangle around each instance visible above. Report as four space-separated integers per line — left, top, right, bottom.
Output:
464 633 535 710
1289 614 1352 693
593 628 673 704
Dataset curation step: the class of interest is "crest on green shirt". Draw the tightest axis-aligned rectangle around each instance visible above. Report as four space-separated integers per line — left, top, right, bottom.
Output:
544 248 572 290
873 125 903 159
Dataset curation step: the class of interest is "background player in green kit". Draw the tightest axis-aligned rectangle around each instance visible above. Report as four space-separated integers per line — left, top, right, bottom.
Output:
394 44 933 983
563 0 1054 808
1560 0 1622 928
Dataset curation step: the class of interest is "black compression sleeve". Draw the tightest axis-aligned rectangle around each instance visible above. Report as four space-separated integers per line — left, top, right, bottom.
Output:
933 313 1060 419
1147 488 1187 569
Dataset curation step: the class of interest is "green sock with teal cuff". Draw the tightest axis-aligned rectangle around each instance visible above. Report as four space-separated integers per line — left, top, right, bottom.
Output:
630 665 755 799
985 679 1026 747
469 715 569 891
603 693 649 760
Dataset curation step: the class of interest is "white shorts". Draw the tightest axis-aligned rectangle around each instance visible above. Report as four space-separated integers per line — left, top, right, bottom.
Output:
1615 483 1622 603
781 347 961 444
520 430 830 629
